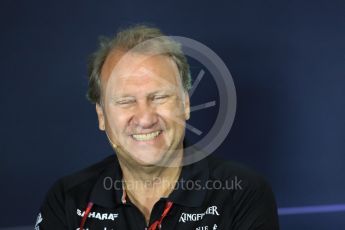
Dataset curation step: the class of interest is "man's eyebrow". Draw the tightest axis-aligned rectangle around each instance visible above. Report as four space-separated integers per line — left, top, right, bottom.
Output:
110 89 175 100
147 90 175 97
111 95 135 101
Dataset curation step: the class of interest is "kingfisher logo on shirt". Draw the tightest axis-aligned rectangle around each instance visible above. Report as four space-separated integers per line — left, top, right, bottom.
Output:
179 206 220 223
77 209 119 221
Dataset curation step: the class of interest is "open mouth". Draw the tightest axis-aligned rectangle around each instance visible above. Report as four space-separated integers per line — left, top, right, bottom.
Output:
131 131 162 141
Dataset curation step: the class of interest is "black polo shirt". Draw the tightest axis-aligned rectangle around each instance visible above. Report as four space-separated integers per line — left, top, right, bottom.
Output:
36 148 279 229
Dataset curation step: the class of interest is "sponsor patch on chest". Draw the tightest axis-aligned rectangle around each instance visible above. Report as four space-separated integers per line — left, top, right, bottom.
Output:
77 209 119 221
179 206 220 223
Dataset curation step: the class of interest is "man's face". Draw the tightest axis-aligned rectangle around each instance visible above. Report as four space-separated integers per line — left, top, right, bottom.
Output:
96 51 190 166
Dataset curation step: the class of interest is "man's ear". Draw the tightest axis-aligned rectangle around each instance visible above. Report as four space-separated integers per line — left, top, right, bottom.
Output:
95 103 105 131
184 91 190 120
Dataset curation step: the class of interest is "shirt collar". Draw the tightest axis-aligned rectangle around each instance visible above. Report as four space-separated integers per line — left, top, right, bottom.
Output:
90 146 209 208
89 155 124 208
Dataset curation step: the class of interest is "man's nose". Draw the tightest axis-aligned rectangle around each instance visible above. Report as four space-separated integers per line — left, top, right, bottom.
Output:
131 102 158 129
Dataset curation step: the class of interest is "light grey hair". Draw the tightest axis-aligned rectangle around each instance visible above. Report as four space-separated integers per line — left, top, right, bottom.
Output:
86 24 192 104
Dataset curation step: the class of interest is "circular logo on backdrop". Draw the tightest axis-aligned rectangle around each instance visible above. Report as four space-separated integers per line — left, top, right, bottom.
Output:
103 36 236 166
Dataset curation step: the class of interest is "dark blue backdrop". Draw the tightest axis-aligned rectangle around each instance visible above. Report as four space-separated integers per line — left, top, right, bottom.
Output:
1 0 344 229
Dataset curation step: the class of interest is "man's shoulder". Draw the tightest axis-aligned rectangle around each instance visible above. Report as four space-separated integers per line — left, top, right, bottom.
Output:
204 156 279 229
52 154 116 194
206 155 269 189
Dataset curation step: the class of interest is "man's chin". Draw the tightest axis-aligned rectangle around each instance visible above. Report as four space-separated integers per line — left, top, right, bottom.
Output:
131 149 169 167
116 142 183 167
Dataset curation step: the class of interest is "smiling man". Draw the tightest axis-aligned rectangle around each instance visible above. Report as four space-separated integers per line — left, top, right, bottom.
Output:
37 25 279 229
97 49 189 168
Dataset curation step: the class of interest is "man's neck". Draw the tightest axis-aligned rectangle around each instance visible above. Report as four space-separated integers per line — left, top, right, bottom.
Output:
117 151 183 224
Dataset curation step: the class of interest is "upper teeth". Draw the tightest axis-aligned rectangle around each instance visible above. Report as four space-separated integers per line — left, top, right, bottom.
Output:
132 131 160 141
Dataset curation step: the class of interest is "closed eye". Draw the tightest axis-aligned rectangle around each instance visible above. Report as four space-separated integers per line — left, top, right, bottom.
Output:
151 95 171 103
114 98 136 105
153 95 169 100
